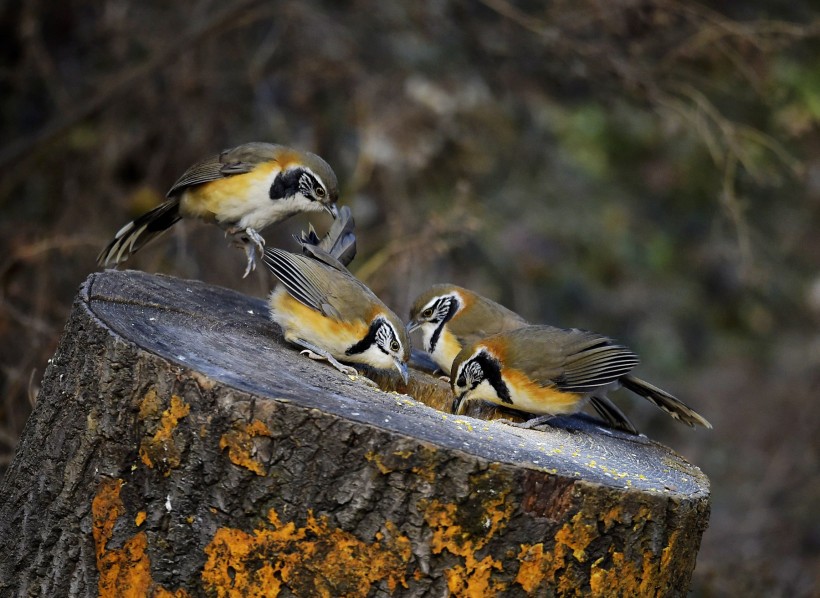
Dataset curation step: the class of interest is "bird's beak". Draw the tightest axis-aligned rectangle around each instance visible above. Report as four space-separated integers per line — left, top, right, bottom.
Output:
406 320 420 334
395 360 409 385
451 393 464 415
325 203 339 218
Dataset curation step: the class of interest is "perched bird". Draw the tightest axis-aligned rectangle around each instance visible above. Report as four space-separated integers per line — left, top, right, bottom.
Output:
450 324 712 429
408 284 637 432
98 142 340 277
407 284 526 375
264 241 409 383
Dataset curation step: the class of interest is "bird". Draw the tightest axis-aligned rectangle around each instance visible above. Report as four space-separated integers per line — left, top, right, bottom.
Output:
98 142 340 277
449 324 712 429
264 240 409 384
407 284 526 375
407 284 638 432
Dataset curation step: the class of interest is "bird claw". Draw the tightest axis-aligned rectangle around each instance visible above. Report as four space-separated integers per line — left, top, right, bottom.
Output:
299 349 359 377
241 245 257 278
502 415 557 430
244 227 266 254
226 227 266 278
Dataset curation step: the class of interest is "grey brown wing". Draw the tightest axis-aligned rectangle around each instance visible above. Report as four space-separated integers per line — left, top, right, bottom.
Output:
508 326 639 393
452 299 527 348
264 248 375 321
166 142 282 197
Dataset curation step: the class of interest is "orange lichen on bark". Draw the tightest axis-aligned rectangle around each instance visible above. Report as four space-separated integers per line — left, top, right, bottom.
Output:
364 445 437 482
135 511 147 527
218 419 272 476
91 478 189 598
422 471 514 597
515 511 605 596
202 508 412 597
515 504 681 597
139 393 191 474
92 478 125 562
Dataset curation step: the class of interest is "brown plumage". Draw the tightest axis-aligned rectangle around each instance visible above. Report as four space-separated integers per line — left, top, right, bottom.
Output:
407 284 526 375
264 241 409 382
408 284 641 432
98 142 339 277
451 325 712 429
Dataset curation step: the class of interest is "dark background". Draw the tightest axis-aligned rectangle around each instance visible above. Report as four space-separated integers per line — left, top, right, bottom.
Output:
1 1 818 594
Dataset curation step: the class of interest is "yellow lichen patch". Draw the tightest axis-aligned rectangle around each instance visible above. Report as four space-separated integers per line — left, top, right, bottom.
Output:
135 511 147 527
589 552 640 596
422 475 514 597
514 512 600 596
219 419 272 476
365 451 393 475
365 446 438 483
202 508 412 597
516 543 553 594
554 512 597 562
139 389 162 419
515 505 680 597
139 394 191 474
153 588 191 598
91 479 189 598
92 478 125 562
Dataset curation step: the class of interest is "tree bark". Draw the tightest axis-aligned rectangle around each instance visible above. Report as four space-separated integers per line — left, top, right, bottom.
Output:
0 270 710 597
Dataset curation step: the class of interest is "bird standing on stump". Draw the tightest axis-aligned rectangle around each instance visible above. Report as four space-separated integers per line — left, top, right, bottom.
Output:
450 324 712 430
264 242 409 383
409 284 641 432
98 142 340 277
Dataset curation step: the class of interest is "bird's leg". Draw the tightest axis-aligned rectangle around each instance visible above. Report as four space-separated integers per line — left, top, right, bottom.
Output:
224 226 266 278
291 339 378 387
244 227 266 255
514 414 558 430
490 414 558 430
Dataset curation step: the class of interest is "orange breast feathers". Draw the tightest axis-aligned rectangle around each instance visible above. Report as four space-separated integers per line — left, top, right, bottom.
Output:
179 161 281 221
500 368 583 415
478 337 583 416
268 287 368 357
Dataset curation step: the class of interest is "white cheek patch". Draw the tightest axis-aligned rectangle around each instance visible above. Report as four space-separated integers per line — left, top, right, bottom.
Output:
347 344 394 370
237 171 322 231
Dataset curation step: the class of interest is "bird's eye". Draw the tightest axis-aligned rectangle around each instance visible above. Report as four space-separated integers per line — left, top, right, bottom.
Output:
421 308 434 318
456 375 466 387
315 187 326 198
390 340 400 352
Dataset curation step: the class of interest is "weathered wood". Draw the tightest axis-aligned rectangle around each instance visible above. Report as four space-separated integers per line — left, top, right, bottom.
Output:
0 270 710 597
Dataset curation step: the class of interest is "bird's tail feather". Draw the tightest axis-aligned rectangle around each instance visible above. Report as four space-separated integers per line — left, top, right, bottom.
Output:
589 396 639 435
621 374 712 429
97 199 181 267
297 205 357 267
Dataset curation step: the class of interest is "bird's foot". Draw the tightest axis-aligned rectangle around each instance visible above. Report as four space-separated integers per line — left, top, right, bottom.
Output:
494 415 557 430
225 227 266 278
240 244 257 278
299 349 359 377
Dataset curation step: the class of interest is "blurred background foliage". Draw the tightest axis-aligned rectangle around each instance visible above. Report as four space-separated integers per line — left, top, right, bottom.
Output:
1 0 819 594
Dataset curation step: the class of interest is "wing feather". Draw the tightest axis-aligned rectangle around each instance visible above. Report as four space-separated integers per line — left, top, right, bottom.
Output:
503 326 639 393
263 250 329 314
166 143 284 196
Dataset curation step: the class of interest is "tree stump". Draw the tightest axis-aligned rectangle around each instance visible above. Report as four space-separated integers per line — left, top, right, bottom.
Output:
0 270 710 597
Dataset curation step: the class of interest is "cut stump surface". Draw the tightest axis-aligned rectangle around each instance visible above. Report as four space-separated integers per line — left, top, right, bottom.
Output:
0 270 710 597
